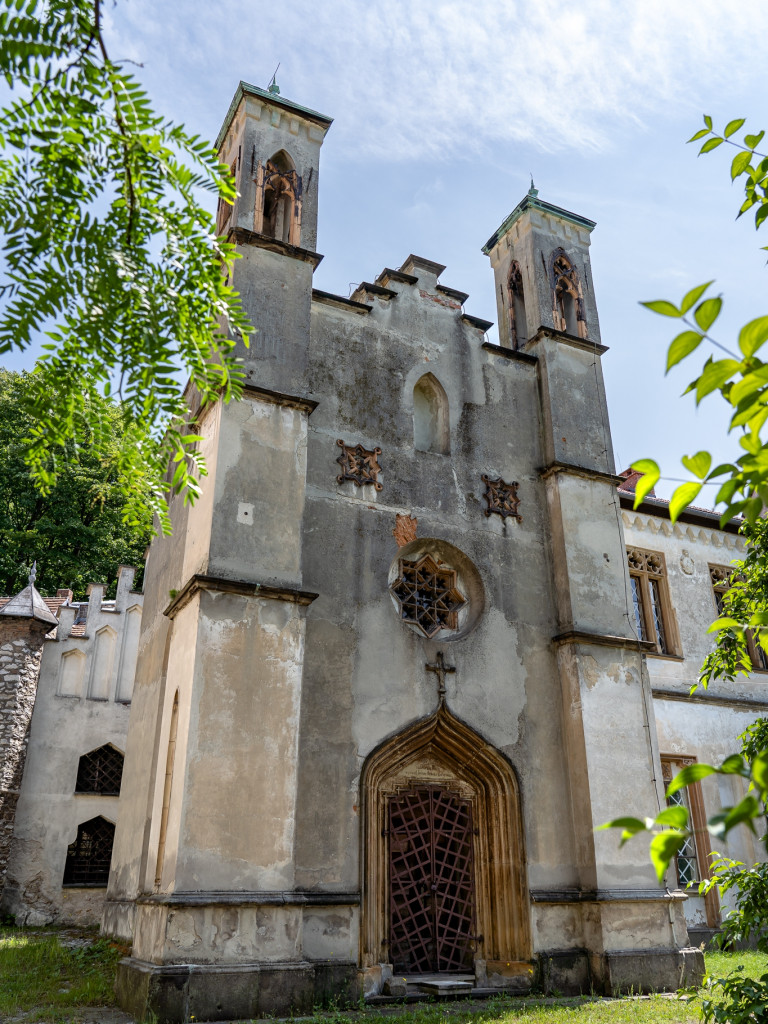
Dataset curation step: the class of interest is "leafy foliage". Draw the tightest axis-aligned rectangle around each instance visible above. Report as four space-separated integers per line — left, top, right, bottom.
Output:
0 368 152 599
699 967 768 1024
700 518 768 687
631 117 768 528
0 0 252 531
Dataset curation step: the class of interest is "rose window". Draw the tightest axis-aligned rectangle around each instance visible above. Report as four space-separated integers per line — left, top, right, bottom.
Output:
389 554 467 639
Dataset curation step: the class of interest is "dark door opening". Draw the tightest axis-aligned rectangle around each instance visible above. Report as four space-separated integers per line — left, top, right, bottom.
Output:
388 785 476 974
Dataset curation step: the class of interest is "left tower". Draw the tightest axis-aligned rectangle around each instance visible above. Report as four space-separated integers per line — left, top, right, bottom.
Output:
105 83 333 1022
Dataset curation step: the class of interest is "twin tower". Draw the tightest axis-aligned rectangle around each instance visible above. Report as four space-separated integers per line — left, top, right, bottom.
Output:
105 82 702 1021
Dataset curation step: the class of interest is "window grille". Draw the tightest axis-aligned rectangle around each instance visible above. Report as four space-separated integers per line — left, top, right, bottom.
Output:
75 745 124 795
63 816 115 886
709 564 768 672
627 548 677 655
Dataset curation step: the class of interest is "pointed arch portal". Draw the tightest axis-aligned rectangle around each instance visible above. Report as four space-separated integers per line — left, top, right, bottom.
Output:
361 705 531 975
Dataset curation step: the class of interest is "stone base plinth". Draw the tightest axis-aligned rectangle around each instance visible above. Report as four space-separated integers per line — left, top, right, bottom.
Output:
537 946 705 996
116 957 361 1023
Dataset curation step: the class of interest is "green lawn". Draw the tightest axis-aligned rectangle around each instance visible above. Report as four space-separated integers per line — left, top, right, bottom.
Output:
0 926 125 1021
0 925 766 1024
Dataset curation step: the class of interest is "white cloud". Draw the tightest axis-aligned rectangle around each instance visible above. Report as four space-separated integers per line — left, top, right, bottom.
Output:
108 0 768 160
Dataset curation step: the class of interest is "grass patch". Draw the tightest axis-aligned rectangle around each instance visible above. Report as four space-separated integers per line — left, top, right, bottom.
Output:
705 948 768 980
0 925 125 1020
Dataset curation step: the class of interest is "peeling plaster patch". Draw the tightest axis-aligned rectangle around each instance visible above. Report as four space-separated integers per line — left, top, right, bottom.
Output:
237 501 255 525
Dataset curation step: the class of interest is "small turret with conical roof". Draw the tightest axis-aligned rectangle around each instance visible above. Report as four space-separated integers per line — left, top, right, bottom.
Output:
0 562 59 898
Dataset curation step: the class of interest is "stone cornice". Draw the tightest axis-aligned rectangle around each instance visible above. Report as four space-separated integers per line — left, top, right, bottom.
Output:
552 629 656 653
621 508 744 548
652 688 768 712
137 890 360 907
241 384 318 414
462 312 494 332
482 341 538 365
312 289 372 314
620 494 743 537
525 326 609 356
540 461 623 487
229 228 324 269
530 888 685 904
164 575 318 619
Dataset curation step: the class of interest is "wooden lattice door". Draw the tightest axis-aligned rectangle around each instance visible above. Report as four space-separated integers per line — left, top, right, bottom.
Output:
388 786 476 974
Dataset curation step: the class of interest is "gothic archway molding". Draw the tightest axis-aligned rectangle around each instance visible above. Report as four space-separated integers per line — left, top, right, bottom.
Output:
360 704 531 971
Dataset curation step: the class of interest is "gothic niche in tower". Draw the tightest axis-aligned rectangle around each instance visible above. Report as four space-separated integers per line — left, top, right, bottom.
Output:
413 373 450 454
254 150 302 245
551 249 587 338
508 261 527 348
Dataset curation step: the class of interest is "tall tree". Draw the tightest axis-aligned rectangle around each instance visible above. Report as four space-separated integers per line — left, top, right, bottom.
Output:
0 368 152 599
0 0 252 532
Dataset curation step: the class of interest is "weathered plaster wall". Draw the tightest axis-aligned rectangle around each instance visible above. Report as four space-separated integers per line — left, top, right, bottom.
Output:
2 569 142 926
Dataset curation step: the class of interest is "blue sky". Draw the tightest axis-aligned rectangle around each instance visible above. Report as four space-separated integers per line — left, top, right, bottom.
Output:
8 0 768 502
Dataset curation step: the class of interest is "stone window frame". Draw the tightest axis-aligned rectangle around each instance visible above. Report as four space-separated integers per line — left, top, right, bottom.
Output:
626 547 681 657
709 563 768 673
660 756 719 928
62 815 116 888
75 743 124 796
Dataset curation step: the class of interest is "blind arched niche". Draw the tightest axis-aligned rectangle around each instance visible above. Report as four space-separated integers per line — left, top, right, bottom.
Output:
413 373 450 454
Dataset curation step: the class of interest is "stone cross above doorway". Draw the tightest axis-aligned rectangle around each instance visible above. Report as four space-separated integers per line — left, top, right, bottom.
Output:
425 651 455 707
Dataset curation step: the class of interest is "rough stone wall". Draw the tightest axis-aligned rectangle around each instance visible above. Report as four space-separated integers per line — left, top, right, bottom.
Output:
0 619 46 900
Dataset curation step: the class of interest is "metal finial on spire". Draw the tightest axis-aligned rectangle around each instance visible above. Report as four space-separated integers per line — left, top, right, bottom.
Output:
28 560 37 587
528 175 539 198
267 63 281 95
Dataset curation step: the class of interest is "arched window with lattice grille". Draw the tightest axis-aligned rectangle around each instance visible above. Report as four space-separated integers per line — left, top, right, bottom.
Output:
75 744 124 796
62 816 115 887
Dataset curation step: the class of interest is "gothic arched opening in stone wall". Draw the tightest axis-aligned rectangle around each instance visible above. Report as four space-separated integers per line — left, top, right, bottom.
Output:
360 705 531 981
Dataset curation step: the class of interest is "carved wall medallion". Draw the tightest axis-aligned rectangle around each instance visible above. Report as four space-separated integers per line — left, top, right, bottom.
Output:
393 513 418 547
680 549 695 576
390 554 466 639
481 475 521 521
336 440 383 490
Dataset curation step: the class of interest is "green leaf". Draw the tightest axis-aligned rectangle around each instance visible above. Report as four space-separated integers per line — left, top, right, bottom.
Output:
703 114 713 129
724 118 746 138
700 137 724 154
640 299 681 318
732 150 752 179
687 128 710 143
650 831 686 883
720 754 747 775
694 296 723 331
706 617 743 633
751 752 768 794
630 459 660 506
667 762 717 797
669 481 703 521
745 131 765 150
655 806 689 829
756 203 768 230
695 359 741 403
667 331 705 372
681 451 712 480
680 282 713 314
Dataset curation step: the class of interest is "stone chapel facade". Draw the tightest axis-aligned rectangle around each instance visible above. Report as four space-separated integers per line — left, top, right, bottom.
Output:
102 81 727 1020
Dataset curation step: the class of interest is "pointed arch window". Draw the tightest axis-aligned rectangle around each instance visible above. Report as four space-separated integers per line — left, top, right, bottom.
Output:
550 249 586 338
63 816 115 887
254 150 303 245
413 374 450 454
75 744 124 796
508 261 527 348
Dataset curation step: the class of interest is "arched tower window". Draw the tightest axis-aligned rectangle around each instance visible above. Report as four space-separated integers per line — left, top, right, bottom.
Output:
63 816 115 886
75 744 124 796
413 374 450 454
550 249 587 338
254 150 303 245
508 261 527 348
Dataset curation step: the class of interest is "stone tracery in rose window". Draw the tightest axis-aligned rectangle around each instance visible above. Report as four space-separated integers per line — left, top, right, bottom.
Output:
389 554 467 639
